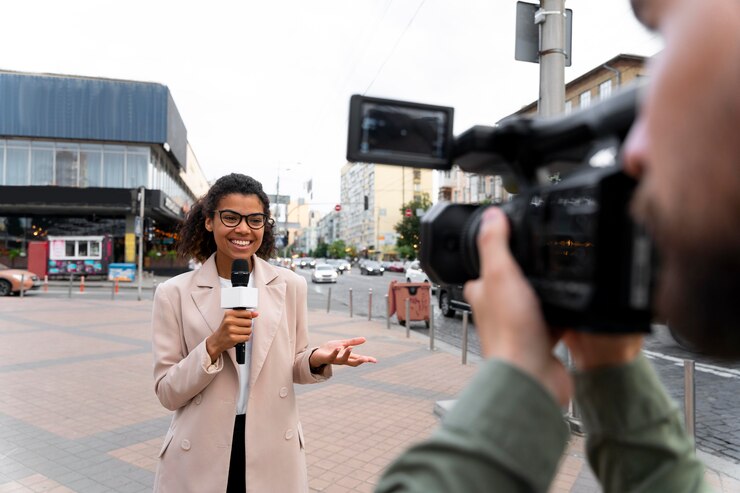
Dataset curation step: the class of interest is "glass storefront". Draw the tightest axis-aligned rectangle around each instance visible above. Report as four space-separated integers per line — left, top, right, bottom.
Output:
0 139 190 204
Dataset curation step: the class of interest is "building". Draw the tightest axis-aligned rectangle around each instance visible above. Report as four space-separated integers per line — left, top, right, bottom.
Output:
339 163 433 258
439 54 647 204
0 70 209 276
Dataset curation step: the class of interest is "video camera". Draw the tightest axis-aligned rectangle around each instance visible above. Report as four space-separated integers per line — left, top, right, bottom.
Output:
346 85 655 333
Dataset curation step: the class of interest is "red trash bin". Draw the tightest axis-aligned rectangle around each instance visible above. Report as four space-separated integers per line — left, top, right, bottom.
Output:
387 280 432 328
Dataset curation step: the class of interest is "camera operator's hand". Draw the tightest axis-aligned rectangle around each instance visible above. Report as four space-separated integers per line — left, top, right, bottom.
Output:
463 207 572 406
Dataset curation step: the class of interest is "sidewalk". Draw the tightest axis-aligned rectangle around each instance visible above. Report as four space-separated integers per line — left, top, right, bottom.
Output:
0 297 738 492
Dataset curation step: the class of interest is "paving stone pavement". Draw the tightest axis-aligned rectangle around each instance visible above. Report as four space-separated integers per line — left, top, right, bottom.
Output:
0 296 738 493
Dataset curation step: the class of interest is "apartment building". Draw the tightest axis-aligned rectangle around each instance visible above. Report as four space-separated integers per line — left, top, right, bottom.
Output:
339 163 432 257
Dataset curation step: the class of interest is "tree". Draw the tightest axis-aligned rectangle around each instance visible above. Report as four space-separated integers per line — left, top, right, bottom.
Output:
328 240 347 259
394 194 433 259
313 241 329 258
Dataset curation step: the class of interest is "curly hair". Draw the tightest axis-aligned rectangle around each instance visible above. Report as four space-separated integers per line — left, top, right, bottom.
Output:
177 173 275 262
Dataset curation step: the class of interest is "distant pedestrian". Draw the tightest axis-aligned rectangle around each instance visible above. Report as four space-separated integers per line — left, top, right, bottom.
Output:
151 173 376 492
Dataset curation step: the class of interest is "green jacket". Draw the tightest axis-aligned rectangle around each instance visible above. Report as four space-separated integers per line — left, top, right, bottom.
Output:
376 354 708 492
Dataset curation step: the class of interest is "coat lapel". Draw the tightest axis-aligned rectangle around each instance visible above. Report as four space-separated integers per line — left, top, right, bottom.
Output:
190 254 239 370
249 257 285 387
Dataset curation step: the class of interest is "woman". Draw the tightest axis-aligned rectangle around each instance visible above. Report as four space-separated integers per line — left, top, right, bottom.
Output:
152 173 375 492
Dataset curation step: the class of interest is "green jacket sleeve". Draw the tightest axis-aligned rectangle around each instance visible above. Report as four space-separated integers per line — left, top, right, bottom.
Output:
575 354 710 493
375 359 569 493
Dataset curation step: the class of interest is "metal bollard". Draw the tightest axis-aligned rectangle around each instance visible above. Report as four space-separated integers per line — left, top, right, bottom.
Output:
429 290 435 351
405 298 410 338
326 287 332 313
349 288 353 318
368 288 373 321
462 311 470 365
385 294 390 329
19 274 25 298
111 281 116 300
152 280 158 300
684 359 696 447
68 274 74 298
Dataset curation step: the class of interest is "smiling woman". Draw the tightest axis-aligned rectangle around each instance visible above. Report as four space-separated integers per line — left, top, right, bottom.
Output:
151 173 376 492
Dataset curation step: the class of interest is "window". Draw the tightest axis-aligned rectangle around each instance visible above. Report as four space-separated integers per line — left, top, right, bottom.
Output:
6 146 29 185
56 143 79 187
565 100 573 114
80 147 102 187
103 152 125 187
599 80 613 100
31 147 54 185
51 237 104 260
579 90 591 108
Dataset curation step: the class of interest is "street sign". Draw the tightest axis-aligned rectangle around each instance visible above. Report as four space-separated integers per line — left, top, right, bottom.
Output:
515 1 573 67
404 208 412 217
335 204 342 212
134 216 142 237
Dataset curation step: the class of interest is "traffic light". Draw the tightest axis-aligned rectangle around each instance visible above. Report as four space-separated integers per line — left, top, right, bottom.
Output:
364 195 369 210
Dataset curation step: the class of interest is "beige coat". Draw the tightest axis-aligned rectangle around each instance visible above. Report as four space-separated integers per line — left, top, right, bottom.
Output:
152 254 331 492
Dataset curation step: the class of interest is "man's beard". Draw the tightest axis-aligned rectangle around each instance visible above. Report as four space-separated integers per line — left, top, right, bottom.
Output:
632 185 740 358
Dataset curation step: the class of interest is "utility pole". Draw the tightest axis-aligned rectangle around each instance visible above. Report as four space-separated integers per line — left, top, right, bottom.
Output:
537 0 566 117
137 186 145 301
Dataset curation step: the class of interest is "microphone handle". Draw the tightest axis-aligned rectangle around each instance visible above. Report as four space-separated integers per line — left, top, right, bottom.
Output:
235 306 246 365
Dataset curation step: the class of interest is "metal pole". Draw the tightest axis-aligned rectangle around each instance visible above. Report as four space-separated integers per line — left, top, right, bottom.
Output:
368 288 373 321
428 288 434 351
19 274 24 298
326 287 332 313
152 280 158 301
537 0 566 117
385 294 390 329
462 311 469 365
349 287 353 318
684 359 696 447
111 281 116 300
137 186 145 302
68 274 73 299
405 298 410 338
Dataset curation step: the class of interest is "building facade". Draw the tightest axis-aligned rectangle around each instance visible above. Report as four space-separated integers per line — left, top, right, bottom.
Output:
439 54 647 204
339 162 432 258
0 70 208 276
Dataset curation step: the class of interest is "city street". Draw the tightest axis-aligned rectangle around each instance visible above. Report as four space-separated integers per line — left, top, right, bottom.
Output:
12 268 740 469
292 266 740 467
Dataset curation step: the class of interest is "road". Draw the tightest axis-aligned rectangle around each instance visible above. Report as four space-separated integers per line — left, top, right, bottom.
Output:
294 266 740 466
15 267 740 466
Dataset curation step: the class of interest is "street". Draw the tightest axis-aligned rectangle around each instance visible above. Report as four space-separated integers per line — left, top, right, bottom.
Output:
13 267 740 467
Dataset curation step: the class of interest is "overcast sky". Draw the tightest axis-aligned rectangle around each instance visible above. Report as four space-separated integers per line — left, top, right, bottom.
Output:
2 0 661 212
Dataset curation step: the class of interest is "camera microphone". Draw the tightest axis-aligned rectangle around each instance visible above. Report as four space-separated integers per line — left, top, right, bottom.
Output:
221 259 258 364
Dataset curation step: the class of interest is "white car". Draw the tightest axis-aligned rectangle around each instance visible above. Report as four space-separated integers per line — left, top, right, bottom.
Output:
405 260 430 284
311 264 338 283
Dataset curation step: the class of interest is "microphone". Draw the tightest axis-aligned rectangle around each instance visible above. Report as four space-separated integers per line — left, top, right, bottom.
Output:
221 259 259 364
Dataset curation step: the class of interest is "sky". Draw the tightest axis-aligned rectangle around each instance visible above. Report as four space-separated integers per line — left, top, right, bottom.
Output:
2 0 662 213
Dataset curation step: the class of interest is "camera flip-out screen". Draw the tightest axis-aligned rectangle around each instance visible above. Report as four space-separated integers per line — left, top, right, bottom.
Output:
347 95 454 169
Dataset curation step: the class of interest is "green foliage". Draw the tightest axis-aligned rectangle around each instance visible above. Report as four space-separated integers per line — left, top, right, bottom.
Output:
397 245 415 260
313 242 329 258
394 194 432 258
327 240 347 259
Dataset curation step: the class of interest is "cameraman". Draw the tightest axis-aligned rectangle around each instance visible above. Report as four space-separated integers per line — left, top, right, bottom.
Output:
376 0 739 491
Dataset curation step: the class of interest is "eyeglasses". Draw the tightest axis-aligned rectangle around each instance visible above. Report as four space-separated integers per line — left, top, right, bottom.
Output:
217 210 274 229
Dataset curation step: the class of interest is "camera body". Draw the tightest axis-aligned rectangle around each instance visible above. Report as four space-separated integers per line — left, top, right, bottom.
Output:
347 85 655 332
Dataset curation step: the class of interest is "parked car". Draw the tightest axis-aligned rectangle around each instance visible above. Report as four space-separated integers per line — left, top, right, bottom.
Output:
437 283 471 318
387 261 405 273
0 263 41 296
360 260 384 276
311 264 338 283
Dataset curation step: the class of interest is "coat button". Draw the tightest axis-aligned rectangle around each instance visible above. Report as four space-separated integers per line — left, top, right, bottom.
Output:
284 429 294 440
279 387 288 398
194 394 202 405
181 439 191 451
